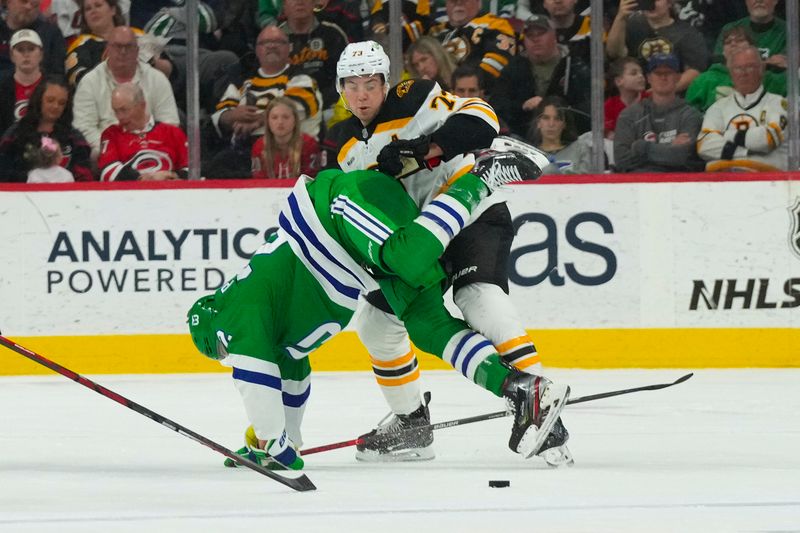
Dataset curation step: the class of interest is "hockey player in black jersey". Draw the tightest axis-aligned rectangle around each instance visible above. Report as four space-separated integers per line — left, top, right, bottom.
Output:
324 41 573 467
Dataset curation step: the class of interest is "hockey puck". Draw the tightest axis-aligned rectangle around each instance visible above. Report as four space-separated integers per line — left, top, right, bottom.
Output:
488 480 510 488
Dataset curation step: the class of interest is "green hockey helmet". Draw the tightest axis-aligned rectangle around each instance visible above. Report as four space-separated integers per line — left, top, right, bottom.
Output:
187 294 224 360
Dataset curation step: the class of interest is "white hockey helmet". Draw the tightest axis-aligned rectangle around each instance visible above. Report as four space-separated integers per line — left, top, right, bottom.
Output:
336 40 391 95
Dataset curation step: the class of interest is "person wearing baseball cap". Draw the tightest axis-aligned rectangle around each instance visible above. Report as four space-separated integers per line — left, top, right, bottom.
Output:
614 51 704 173
490 13 591 137
0 29 44 134
0 0 67 76
646 52 681 74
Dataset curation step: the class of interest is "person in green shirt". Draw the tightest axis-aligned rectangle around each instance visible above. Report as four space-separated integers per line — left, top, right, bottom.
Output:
687 26 786 113
188 148 571 471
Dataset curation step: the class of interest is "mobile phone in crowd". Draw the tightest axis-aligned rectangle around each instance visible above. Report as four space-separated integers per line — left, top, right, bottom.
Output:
638 0 656 11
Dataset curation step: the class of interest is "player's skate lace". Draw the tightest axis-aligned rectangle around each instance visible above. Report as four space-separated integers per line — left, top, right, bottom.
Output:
472 150 543 191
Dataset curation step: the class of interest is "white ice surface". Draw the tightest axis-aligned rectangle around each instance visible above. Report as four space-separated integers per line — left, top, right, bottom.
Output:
1 369 799 532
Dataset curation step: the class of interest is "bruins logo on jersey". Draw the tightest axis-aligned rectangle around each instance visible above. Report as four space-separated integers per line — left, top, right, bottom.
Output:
639 38 673 60
727 113 758 131
444 36 470 62
396 80 415 98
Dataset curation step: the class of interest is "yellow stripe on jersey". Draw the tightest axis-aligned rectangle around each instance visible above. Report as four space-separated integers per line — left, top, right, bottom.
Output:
374 117 413 134
371 350 416 369
496 335 533 355
251 75 290 88
375 367 420 387
514 355 542 370
458 102 499 125
216 99 240 110
338 137 359 164
287 86 320 116
438 163 474 194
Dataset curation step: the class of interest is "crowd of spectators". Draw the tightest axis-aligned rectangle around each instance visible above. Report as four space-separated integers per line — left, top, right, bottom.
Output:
0 0 794 182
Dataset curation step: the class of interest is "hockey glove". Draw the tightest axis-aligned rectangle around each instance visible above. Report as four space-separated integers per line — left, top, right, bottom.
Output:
223 425 304 470
376 135 431 177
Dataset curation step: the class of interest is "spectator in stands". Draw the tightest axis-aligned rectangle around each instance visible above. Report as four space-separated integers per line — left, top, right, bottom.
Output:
206 24 322 178
279 0 348 109
491 14 591 137
66 0 127 88
675 0 749 53
0 76 93 182
713 0 786 71
526 95 592 174
604 56 646 138
97 83 187 181
259 0 366 41
428 0 517 92
687 26 786 113
251 96 319 179
26 135 75 182
541 0 594 63
73 26 179 156
0 0 66 76
606 0 708 93
143 2 239 113
370 0 431 51
614 53 703 173
0 29 44 135
46 0 129 44
406 36 457 90
697 45 787 172
451 64 486 98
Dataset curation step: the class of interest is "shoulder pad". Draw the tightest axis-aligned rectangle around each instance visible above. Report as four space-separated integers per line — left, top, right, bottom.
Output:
381 78 437 120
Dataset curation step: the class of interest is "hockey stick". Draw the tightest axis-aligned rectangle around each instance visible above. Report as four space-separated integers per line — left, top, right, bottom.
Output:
0 335 316 492
299 373 694 456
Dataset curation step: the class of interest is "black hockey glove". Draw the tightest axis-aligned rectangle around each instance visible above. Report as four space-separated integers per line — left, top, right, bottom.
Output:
376 135 431 177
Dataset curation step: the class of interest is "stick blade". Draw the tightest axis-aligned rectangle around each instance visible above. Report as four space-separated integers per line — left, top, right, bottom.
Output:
285 474 317 492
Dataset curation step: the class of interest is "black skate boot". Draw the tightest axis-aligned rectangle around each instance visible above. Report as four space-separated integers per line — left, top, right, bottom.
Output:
355 402 435 462
471 149 543 192
502 371 570 458
538 418 575 467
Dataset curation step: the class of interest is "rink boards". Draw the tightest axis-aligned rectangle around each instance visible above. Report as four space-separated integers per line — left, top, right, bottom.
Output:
1 174 798 374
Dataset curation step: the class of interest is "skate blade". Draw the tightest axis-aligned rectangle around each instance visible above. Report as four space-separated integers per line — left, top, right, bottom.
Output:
540 444 575 468
355 446 435 463
517 384 570 459
490 136 551 170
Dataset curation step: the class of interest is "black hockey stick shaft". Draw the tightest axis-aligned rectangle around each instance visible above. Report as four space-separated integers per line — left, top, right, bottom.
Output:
300 373 694 456
0 335 315 492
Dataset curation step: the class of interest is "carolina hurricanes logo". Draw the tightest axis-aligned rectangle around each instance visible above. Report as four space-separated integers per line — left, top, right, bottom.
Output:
130 150 174 172
14 99 29 120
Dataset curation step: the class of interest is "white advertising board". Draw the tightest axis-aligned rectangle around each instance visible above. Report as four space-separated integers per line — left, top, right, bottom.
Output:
1 177 798 338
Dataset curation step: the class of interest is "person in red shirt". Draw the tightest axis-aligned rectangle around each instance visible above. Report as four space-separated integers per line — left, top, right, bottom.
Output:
604 56 648 139
251 96 319 179
0 29 43 135
98 82 188 181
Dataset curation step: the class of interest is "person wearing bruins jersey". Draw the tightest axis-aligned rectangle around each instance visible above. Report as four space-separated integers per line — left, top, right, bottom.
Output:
324 41 573 468
428 0 517 93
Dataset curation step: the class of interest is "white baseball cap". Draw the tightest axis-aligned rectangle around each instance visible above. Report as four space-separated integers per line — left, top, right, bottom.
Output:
10 29 43 49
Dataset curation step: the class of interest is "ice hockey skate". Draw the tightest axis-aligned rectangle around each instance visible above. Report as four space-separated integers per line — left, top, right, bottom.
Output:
489 135 552 171
502 371 570 458
538 418 575 467
355 402 435 462
471 149 544 192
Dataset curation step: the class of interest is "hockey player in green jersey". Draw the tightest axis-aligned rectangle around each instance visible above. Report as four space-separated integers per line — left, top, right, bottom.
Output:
187 151 570 471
